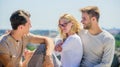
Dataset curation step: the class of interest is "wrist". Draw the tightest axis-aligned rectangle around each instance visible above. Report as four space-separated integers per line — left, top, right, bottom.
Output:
44 55 52 61
45 55 52 59
46 50 52 56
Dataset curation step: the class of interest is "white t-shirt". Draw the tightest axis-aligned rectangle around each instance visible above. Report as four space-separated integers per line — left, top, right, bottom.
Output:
61 34 83 67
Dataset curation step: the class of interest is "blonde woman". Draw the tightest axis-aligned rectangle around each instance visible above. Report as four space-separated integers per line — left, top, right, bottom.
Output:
55 14 83 67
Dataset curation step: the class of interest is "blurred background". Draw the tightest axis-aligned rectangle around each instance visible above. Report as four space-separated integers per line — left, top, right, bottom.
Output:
0 0 120 67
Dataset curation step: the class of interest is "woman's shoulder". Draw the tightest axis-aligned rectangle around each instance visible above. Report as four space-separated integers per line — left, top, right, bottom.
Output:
68 34 81 41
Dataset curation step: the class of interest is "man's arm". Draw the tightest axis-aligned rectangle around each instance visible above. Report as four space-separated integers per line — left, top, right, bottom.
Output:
94 39 115 67
0 54 14 67
28 34 54 56
28 34 54 67
0 42 15 67
22 50 34 67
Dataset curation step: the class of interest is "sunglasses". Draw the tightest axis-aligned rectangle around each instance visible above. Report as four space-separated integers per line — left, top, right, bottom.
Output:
58 22 70 27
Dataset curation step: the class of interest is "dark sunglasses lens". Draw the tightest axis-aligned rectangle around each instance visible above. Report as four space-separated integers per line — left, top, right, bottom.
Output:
59 22 69 27
59 24 64 27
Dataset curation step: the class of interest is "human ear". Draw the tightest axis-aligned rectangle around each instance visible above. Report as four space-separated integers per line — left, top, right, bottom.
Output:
18 25 23 29
91 17 96 22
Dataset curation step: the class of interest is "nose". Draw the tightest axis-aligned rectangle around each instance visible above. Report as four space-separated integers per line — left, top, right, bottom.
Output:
29 23 32 28
60 26 65 30
81 20 83 23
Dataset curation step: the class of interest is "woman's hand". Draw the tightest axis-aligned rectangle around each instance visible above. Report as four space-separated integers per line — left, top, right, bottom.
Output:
55 42 63 52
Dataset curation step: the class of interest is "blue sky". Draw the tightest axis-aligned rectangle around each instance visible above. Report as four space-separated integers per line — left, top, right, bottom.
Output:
0 0 120 30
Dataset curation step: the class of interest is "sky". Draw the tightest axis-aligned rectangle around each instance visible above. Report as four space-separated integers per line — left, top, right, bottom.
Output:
0 0 120 30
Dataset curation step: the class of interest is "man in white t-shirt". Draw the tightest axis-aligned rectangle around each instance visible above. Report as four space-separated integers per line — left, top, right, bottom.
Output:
78 6 115 67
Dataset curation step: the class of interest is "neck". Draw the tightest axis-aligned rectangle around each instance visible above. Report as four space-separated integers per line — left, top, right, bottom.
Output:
88 24 102 35
67 32 75 37
10 30 23 41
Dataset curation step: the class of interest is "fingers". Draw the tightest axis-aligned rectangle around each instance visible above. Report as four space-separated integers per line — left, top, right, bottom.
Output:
55 45 62 52
24 49 34 60
57 46 62 52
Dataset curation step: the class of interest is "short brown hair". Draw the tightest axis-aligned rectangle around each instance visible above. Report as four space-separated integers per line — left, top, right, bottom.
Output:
80 6 100 21
10 10 31 30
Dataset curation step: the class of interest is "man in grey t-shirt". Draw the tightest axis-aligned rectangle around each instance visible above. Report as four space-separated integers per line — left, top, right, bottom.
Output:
0 10 54 67
79 6 115 67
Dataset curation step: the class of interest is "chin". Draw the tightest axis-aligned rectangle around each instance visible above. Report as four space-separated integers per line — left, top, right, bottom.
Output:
25 32 29 34
83 27 87 29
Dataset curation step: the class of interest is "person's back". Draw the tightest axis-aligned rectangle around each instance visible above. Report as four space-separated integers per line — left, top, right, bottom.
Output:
61 34 83 67
79 29 115 67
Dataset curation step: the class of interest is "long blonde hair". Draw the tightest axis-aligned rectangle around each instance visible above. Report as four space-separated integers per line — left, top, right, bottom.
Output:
58 14 81 40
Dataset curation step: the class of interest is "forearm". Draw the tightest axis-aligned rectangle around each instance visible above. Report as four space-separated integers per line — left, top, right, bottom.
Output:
22 50 34 67
42 38 54 67
0 54 14 67
94 53 114 67
94 62 112 67
94 43 115 67
94 54 114 67
43 55 54 67
22 59 30 67
44 37 54 56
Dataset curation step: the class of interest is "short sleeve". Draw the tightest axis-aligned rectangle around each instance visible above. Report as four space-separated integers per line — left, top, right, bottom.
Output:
0 40 9 55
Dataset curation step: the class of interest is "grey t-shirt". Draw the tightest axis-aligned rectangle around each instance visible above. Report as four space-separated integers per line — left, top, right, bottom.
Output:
0 33 34 67
79 30 115 67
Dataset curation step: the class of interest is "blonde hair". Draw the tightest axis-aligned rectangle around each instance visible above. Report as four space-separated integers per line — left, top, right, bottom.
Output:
58 14 81 40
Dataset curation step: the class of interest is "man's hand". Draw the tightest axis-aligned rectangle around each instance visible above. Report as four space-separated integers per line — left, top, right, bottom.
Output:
22 49 34 67
43 55 54 67
24 49 33 60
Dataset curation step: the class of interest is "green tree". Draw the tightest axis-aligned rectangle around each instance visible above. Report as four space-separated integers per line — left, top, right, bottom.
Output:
115 32 120 48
